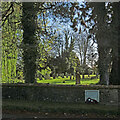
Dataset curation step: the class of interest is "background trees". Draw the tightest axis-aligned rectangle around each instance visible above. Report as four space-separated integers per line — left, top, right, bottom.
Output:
2 2 119 85
2 2 21 83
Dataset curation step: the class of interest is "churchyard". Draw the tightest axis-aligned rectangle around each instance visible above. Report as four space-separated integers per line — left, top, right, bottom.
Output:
37 75 99 85
2 75 99 85
1 1 119 119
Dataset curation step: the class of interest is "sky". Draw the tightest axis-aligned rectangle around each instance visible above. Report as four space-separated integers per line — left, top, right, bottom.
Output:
37 2 98 66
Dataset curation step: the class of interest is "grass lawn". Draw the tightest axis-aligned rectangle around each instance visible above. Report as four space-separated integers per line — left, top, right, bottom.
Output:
37 75 100 85
3 99 119 118
2 75 100 85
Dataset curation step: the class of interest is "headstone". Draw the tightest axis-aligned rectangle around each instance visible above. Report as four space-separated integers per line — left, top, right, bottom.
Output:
56 73 58 78
66 73 68 78
61 73 64 78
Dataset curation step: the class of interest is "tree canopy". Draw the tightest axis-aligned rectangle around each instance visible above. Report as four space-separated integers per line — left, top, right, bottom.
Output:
1 2 119 85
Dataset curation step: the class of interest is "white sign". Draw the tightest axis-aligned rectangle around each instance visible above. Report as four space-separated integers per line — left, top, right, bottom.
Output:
85 90 99 102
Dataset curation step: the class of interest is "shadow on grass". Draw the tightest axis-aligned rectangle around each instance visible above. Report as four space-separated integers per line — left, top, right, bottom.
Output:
3 99 119 118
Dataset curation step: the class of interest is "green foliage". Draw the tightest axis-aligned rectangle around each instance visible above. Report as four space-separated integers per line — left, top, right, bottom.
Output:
2 2 21 83
3 2 117 85
17 71 23 80
41 67 51 76
37 67 52 80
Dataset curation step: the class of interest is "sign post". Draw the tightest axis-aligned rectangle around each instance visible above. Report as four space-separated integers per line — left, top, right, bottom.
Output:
85 90 99 103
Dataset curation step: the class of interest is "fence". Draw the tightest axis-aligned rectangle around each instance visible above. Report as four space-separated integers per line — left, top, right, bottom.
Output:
2 84 120 105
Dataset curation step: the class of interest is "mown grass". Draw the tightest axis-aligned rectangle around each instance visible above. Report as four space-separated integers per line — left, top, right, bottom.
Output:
2 75 100 85
37 75 100 85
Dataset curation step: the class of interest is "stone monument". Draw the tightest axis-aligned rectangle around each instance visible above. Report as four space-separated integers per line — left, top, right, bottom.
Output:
76 71 81 84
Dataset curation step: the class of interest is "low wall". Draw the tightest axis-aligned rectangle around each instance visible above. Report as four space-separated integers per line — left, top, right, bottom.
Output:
2 84 120 105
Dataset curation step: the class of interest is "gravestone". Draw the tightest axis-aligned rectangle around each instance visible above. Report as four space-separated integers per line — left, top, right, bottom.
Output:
61 73 64 78
65 72 68 78
56 73 58 78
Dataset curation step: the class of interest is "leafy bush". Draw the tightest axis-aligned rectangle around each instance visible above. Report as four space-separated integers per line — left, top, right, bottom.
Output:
37 67 52 80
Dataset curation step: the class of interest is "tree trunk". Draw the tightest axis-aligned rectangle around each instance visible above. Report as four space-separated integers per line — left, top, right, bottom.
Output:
91 3 111 85
98 48 110 85
109 58 118 85
91 2 120 85
22 3 37 83
82 74 84 79
109 3 120 85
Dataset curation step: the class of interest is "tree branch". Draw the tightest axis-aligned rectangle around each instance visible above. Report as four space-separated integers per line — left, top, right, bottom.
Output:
2 3 14 26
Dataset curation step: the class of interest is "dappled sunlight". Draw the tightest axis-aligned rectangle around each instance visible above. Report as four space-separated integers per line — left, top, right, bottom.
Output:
2 2 119 119
37 75 99 85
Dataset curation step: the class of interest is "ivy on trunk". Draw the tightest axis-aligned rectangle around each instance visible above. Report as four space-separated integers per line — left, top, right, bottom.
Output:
22 3 37 83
